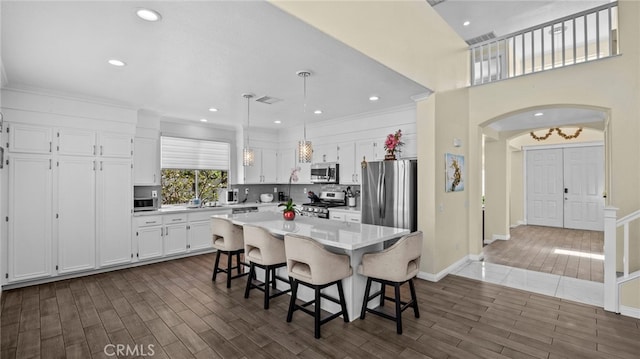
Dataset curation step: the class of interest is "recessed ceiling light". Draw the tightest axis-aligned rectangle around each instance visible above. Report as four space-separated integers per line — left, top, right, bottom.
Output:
108 59 126 67
534 112 544 117
200 119 208 122
136 8 162 22
274 120 282 124
208 107 218 112
463 21 471 26
369 96 379 102
314 110 323 115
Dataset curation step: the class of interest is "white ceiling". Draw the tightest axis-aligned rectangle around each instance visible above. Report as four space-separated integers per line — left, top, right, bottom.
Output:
1 0 610 133
1 1 429 130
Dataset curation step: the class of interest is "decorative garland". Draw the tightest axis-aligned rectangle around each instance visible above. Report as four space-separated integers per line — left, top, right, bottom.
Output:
530 127 583 141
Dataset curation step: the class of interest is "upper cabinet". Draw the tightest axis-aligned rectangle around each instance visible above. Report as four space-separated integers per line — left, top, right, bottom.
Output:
313 143 338 163
134 136 160 185
244 148 278 184
6 123 53 154
338 142 356 185
98 132 133 158
57 128 96 156
277 147 295 183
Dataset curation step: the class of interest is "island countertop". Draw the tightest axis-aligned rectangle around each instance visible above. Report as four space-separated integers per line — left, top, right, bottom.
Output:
211 211 409 251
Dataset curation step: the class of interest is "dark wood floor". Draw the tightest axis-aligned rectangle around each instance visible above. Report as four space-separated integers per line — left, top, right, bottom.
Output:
484 225 604 282
2 252 638 359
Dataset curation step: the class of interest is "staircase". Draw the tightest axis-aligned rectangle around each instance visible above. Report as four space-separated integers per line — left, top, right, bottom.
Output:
604 207 640 313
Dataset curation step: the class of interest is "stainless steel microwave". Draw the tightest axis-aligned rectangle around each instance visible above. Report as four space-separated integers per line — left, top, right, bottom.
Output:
310 162 339 184
217 188 238 205
133 197 157 212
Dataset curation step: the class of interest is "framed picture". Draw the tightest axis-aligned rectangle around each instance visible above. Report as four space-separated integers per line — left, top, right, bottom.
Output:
445 153 464 192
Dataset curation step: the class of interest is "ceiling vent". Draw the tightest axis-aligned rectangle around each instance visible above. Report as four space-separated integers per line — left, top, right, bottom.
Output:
255 95 282 105
426 0 446 6
466 31 496 46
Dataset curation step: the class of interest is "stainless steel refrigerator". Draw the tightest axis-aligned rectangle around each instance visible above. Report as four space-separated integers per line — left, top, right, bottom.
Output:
361 160 417 231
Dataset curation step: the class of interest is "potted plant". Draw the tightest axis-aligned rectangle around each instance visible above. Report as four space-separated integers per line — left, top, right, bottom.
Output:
384 129 404 160
279 198 298 221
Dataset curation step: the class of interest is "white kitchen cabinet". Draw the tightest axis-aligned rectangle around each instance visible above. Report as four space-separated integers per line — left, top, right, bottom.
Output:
187 221 211 251
262 149 278 183
398 132 417 159
135 216 163 261
313 143 338 163
56 156 96 274
7 123 53 154
244 148 278 184
7 154 53 281
277 148 295 183
338 142 356 185
164 214 188 255
57 128 96 156
134 136 160 185
98 132 133 158
329 209 361 223
97 158 133 267
355 140 376 183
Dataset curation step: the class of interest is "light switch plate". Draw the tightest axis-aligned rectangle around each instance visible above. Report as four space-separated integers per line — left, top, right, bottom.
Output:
151 190 158 198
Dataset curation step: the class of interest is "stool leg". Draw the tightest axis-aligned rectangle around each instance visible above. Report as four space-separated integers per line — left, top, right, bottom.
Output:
236 253 242 275
380 283 386 307
394 283 402 334
409 278 420 318
336 280 349 323
271 268 277 289
244 262 255 299
360 277 372 320
286 278 298 322
264 265 271 310
212 251 222 281
314 286 321 339
226 252 233 288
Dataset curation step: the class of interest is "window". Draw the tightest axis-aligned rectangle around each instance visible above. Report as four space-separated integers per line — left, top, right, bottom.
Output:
160 136 230 204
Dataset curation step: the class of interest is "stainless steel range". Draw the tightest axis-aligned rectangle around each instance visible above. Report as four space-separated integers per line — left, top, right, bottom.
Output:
301 191 346 219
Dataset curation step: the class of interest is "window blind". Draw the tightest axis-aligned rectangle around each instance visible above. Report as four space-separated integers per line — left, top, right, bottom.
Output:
161 136 230 170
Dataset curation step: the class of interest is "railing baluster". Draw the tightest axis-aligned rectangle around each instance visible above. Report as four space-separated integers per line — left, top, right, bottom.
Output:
468 2 617 85
624 223 629 277
596 9 600 59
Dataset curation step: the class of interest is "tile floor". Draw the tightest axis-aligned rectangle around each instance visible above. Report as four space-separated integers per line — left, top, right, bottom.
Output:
453 260 604 307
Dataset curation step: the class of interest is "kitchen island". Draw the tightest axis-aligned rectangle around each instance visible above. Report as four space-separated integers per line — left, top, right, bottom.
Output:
211 211 410 321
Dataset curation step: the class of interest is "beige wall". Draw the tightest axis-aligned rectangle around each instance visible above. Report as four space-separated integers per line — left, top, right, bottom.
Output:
277 0 640 307
510 149 524 227
484 139 510 240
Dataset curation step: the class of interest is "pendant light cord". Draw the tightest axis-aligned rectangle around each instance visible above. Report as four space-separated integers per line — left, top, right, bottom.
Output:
246 95 250 147
303 73 307 141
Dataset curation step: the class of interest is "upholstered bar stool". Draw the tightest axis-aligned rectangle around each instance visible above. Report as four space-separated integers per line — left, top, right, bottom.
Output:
358 231 423 334
243 224 291 309
210 217 249 288
284 233 353 339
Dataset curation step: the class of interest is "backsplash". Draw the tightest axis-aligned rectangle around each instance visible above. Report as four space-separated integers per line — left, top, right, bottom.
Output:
230 183 360 205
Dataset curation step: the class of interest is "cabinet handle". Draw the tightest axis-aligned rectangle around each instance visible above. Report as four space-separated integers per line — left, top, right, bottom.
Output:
165 227 168 236
145 221 155 224
93 145 96 156
153 174 156 183
49 142 52 153
93 161 96 171
100 145 103 156
100 161 103 171
172 218 182 222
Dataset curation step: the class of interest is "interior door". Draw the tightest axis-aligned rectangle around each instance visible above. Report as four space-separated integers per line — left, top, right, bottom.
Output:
526 149 564 227
563 146 604 230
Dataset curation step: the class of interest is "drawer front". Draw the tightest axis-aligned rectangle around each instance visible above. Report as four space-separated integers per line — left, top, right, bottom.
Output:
136 215 163 227
346 213 361 223
163 214 187 224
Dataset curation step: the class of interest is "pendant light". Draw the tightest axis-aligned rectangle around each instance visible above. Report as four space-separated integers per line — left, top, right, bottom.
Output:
297 70 313 163
242 93 255 167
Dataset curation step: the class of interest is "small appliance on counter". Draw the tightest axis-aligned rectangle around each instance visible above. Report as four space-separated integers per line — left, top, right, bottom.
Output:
217 188 239 205
187 198 201 208
260 193 274 203
133 197 158 212
346 186 356 207
278 191 286 202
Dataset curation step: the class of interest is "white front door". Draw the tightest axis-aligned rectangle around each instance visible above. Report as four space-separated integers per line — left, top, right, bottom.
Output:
526 149 564 227
563 146 604 230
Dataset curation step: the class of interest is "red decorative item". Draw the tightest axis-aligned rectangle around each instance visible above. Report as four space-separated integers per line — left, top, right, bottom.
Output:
283 210 296 221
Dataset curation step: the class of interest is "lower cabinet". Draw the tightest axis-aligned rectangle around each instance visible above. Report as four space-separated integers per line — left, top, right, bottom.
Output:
135 216 163 261
187 221 211 251
328 209 361 223
163 214 188 256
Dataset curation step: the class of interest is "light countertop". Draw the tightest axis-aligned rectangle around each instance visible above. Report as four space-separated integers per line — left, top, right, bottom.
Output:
133 202 278 216
212 211 408 251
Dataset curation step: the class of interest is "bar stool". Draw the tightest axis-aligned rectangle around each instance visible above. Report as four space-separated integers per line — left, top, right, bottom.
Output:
243 224 291 309
284 233 352 339
358 231 423 334
210 217 249 288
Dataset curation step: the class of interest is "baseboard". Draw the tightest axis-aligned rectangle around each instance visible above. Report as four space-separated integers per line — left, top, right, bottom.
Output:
2 249 216 290
619 305 640 319
492 234 511 241
417 255 470 282
510 220 525 228
484 238 496 245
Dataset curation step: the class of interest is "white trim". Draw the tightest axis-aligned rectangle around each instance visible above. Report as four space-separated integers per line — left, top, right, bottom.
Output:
417 255 470 282
410 92 432 102
2 249 216 290
619 305 640 319
510 220 525 228
522 140 605 151
492 234 511 241
484 238 497 245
